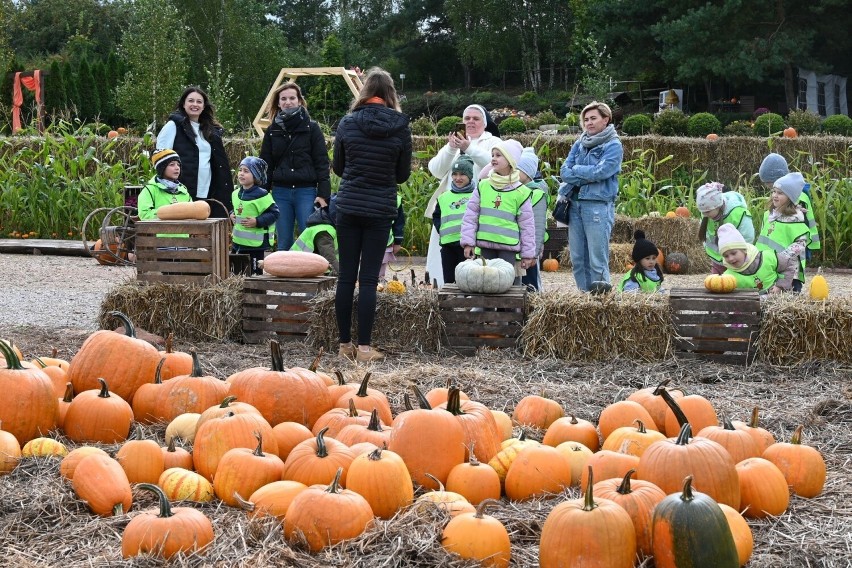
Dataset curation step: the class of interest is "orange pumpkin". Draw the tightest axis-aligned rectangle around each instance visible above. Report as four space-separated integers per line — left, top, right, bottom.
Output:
706 133 719 141
675 205 691 218
0 340 59 445
331 371 392 426
158 467 214 502
554 441 594 486
512 394 564 429
736 457 790 518
665 211 677 218
271 421 314 461
56 383 74 430
783 127 798 139
107 130 119 139
627 384 684 432
697 414 760 464
598 400 658 441
161 437 193 470
541 257 560 272
762 425 826 498
157 350 229 422
438 387 503 463
192 411 278 481
731 406 776 454
115 426 166 484
264 250 329 277
719 503 754 566
63 378 133 444
92 238 128 265
345 447 414 519
446 451 502 505
593 469 666 557
334 408 391 448
579 447 640 492
60 446 109 481
0 420 22 475
705 273 737 293
542 414 600 451
441 499 511 568
505 444 572 501
159 333 193 379
72 454 133 516
214 433 285 507
602 419 667 458
281 427 356 487
237 480 307 521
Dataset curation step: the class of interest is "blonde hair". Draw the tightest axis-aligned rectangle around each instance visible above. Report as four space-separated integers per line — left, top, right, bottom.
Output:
267 82 306 120
581 101 613 124
350 67 401 112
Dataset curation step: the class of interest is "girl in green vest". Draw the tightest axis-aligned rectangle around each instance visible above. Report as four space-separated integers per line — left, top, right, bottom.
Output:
718 223 798 294
618 230 664 293
696 181 754 275
229 157 279 275
138 149 192 220
755 172 810 292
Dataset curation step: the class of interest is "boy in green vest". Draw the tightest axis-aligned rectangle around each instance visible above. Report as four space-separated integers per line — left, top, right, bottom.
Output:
517 147 549 291
138 149 192 220
229 157 279 275
291 196 339 275
432 154 475 284
618 230 664 292
718 223 798 294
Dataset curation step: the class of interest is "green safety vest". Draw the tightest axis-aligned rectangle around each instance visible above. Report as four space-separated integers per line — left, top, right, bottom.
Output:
437 190 473 245
618 271 661 292
474 181 531 246
726 251 780 290
139 178 192 237
291 224 338 258
756 211 810 281
798 192 820 251
387 194 403 247
232 190 276 247
528 185 550 243
705 206 749 262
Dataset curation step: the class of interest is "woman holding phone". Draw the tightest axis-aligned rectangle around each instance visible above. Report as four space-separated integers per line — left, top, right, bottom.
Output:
425 104 501 286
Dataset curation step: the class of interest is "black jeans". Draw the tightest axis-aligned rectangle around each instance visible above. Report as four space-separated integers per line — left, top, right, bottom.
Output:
335 212 393 346
440 243 467 284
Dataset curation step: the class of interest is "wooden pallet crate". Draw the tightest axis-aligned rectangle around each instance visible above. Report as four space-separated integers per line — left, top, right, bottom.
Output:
670 288 761 366
135 219 230 285
438 283 527 353
543 226 568 261
242 275 336 343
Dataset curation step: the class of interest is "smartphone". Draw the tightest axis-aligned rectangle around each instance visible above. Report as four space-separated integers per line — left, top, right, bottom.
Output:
455 122 466 138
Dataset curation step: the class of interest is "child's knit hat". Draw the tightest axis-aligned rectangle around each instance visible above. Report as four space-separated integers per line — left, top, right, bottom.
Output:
758 153 789 184
494 139 524 171
773 172 805 204
451 154 474 180
696 181 725 213
151 148 180 177
517 147 539 180
718 223 748 253
240 156 268 186
631 230 659 262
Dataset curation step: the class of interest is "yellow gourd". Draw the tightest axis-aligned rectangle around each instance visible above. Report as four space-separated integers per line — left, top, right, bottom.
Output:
385 276 406 294
705 274 737 293
809 269 828 300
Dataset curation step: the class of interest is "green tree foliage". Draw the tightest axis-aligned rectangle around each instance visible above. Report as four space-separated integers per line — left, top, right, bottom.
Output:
92 60 113 124
115 0 189 129
305 34 353 125
76 58 100 122
44 59 66 116
61 60 80 116
270 0 333 48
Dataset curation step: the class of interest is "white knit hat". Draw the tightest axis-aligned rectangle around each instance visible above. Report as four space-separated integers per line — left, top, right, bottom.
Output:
517 147 539 180
718 223 748 254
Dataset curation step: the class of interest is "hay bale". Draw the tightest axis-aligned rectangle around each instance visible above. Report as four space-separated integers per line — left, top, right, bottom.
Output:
634 216 701 253
307 288 442 353
612 214 636 243
756 295 852 364
561 243 639 273
520 291 673 361
99 277 244 341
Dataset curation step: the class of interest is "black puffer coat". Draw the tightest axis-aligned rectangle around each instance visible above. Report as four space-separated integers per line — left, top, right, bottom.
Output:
259 107 331 199
332 104 412 218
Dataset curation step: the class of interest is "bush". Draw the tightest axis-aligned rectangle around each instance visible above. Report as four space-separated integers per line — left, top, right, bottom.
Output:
528 110 559 129
822 114 852 136
516 91 546 114
785 109 822 135
498 116 527 134
410 116 436 136
752 107 770 119
752 112 785 136
724 120 755 136
622 114 653 136
652 108 689 136
715 112 753 126
687 112 722 137
436 115 462 136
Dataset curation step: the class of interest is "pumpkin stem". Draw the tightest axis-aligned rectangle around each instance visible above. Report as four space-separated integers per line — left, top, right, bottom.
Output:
108 311 136 338
474 498 501 519
444 387 464 416
165 332 175 353
424 473 446 492
680 475 695 502
410 385 432 410
633 419 647 433
308 347 324 372
153 357 165 385
721 414 736 431
368 447 383 461
132 424 145 440
113 503 125 516
791 424 804 445
62 382 74 403
315 427 330 458
366 409 383 432
334 369 347 386
33 356 47 369
325 467 344 494
252 431 265 457
347 398 359 417
654 380 689 429
403 393 413 411
355 372 372 398
218 395 238 408
517 430 527 442
569 414 579 425
748 407 761 429
467 442 480 466
0 340 23 370
270 340 284 372
136 483 173 518
189 350 204 377
617 469 636 495
233 492 255 512
97 378 111 398
582 466 597 511
51 346 58 358
166 436 178 452
675 422 692 445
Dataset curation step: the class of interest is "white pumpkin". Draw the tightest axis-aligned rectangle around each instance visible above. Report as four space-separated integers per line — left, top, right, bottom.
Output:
454 257 515 294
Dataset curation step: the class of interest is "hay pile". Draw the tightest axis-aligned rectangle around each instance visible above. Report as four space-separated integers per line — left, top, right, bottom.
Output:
99 276 244 341
757 295 852 365
307 288 443 353
520 290 673 361
634 216 711 274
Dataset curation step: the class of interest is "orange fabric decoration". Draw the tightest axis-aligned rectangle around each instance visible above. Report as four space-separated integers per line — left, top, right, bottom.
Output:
365 96 386 106
12 70 43 133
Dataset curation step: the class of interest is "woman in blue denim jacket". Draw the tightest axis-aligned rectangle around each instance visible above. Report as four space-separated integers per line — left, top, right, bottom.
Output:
559 101 623 291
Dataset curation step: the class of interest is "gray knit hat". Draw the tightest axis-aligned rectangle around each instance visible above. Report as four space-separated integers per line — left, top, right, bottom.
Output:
774 172 805 204
758 153 789 184
239 156 268 186
451 154 474 180
517 147 539 180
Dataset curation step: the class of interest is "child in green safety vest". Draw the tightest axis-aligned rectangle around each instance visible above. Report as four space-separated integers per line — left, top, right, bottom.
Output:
229 157 279 275
618 230 664 293
755 172 810 292
517 146 550 291
718 223 798 294
696 181 754 275
432 154 475 284
460 139 536 285
138 149 192 220
290 195 339 275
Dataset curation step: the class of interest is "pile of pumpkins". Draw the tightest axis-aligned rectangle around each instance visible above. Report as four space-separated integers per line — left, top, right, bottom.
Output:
0 318 827 565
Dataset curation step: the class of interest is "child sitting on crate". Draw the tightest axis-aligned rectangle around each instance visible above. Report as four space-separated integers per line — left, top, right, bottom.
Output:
432 154 476 284
378 195 406 282
517 146 550 291
755 172 810 293
696 181 754 275
460 139 536 286
138 149 192 220
717 223 798 294
291 195 339 275
229 157 279 275
619 230 664 293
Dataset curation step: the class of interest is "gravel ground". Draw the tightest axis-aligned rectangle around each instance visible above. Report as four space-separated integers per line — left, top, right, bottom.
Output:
0 251 849 332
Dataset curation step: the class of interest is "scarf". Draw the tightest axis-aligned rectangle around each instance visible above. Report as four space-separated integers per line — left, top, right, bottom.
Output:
273 106 304 130
722 244 760 273
489 170 521 190
365 96 386 105
156 177 182 194
450 179 475 194
580 124 618 149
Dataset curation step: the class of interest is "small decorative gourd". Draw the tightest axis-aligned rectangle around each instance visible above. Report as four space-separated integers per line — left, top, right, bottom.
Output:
541 258 559 272
385 276 406 294
455 257 515 294
809 268 828 300
705 273 737 293
664 252 689 274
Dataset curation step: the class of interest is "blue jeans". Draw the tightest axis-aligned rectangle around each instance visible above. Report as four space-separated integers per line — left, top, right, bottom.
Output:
272 186 317 250
568 199 615 291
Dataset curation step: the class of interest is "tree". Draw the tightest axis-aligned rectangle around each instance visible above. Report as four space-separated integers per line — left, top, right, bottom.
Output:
61 59 80 117
305 34 352 125
76 58 100 122
115 0 189 129
269 0 333 47
93 60 113 124
45 59 66 117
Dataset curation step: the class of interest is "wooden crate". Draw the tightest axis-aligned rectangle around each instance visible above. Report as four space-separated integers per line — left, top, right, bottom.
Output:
242 275 336 343
439 284 527 353
670 288 761 366
135 219 230 285
543 226 568 261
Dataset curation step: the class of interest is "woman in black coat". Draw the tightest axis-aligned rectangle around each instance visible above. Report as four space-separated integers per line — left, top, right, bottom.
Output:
260 82 331 250
333 67 412 363
156 86 233 218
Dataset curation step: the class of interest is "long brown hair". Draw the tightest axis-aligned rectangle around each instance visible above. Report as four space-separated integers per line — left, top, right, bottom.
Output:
266 82 307 120
350 67 400 112
175 86 222 139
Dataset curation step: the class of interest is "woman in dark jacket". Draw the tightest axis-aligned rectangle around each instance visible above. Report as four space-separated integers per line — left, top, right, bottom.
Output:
260 82 331 250
333 67 412 363
156 86 233 218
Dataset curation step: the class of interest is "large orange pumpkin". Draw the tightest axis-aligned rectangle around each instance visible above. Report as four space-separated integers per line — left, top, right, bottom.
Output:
593 469 666 557
115 426 165 484
736 457 790 518
281 427 356 487
72 454 133 516
441 499 511 568
762 425 826 498
446 451 502 505
157 350 229 421
438 387 503 463
0 340 59 445
63 378 133 444
192 411 278 482
214 433 285 507
505 444 572 501
345 447 414 519
697 414 760 464
542 414 600 451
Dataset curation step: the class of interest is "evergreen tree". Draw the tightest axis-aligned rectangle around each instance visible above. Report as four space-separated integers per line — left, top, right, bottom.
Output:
45 59 66 118
92 60 113 124
305 35 353 125
76 58 101 123
61 59 80 118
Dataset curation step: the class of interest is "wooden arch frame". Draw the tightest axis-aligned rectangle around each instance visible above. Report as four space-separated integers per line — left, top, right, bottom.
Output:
252 67 364 137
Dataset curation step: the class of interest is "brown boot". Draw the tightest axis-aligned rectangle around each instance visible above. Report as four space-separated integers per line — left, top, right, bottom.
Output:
356 347 385 363
338 343 356 359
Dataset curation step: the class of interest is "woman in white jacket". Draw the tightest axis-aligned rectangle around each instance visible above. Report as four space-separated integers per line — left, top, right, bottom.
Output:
425 104 501 286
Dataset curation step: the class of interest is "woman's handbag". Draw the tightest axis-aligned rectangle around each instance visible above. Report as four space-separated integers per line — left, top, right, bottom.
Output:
553 198 570 225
